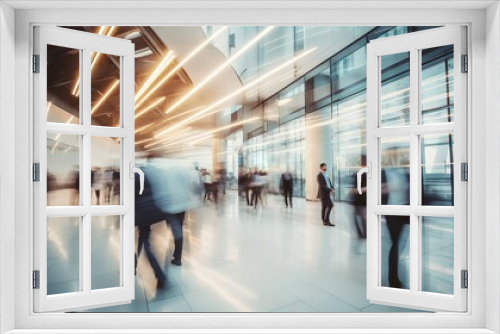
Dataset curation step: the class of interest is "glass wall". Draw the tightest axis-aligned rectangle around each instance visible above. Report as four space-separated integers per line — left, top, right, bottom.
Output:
230 26 444 200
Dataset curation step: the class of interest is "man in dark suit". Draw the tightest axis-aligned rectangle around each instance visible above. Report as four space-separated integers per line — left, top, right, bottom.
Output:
317 163 335 226
280 171 294 208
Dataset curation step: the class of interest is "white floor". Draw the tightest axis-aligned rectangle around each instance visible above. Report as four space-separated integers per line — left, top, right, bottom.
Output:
46 190 452 313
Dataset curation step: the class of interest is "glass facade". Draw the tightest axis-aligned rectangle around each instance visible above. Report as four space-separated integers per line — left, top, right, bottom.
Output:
224 26 450 201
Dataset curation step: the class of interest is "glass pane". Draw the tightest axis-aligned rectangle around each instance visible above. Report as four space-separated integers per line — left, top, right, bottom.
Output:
421 45 454 124
421 133 454 206
91 137 121 205
91 215 121 290
421 216 454 294
380 137 410 205
264 96 279 131
47 134 80 206
279 79 305 124
47 45 80 124
91 52 121 127
331 46 367 101
305 62 331 112
381 215 410 289
380 52 410 127
47 217 80 295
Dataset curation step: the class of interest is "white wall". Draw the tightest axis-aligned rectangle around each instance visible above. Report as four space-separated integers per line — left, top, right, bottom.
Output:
485 2 500 332
0 2 16 333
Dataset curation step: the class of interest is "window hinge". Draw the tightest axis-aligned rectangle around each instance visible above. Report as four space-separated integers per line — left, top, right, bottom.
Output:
32 270 40 289
461 270 468 289
33 54 40 73
461 54 468 73
461 162 468 181
33 163 40 182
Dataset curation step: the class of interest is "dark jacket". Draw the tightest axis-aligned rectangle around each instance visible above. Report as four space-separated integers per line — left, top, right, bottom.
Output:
317 172 334 199
280 172 293 191
135 167 165 228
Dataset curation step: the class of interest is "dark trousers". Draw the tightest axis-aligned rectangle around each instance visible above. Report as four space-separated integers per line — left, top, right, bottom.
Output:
251 187 262 208
165 212 185 261
321 196 333 222
283 186 293 207
245 187 251 206
386 215 409 288
137 225 166 282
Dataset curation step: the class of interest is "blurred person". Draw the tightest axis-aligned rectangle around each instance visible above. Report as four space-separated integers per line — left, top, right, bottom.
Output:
203 169 213 202
70 165 79 206
317 163 335 226
244 168 253 206
353 155 367 238
148 160 201 267
135 167 166 288
112 168 120 205
259 170 270 206
104 168 114 204
92 167 105 205
280 170 294 208
382 146 410 288
238 168 245 197
218 167 227 195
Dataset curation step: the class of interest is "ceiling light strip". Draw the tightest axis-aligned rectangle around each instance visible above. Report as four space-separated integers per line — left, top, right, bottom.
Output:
134 26 229 110
91 80 120 115
135 51 175 102
156 47 316 137
165 26 275 115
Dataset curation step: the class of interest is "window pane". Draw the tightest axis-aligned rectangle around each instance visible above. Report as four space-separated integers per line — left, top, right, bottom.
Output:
421 133 454 206
421 216 454 295
47 45 80 124
380 52 410 127
91 52 121 127
421 45 454 124
331 46 367 98
380 137 410 205
91 215 121 290
279 79 305 124
91 137 121 205
47 134 80 206
47 217 80 295
381 215 410 290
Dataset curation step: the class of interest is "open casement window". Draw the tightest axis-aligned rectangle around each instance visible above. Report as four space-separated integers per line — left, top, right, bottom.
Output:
33 26 139 312
360 26 467 312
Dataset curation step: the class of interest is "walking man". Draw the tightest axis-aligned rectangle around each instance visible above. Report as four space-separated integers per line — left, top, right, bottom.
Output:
317 163 335 226
280 170 294 208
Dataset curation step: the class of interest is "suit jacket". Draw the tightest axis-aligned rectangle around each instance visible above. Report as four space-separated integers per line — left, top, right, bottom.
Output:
317 172 334 199
135 167 165 228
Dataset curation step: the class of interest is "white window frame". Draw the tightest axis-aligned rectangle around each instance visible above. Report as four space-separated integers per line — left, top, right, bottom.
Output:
0 2 499 333
365 26 467 312
33 26 136 313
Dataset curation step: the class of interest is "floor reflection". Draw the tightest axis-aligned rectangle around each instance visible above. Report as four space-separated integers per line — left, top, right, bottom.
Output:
44 191 449 312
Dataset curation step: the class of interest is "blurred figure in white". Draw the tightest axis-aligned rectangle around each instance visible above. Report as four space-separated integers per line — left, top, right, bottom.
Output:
147 159 201 266
203 169 213 202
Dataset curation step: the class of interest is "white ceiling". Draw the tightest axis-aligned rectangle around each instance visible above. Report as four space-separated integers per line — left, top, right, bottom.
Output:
4 0 497 10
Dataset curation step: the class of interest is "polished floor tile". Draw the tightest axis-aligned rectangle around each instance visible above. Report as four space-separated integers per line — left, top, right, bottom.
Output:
43 191 451 313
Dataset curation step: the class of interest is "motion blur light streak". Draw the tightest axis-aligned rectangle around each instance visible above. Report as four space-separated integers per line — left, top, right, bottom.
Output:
135 97 167 120
91 80 119 115
73 26 116 97
157 47 317 137
135 51 175 102
165 26 276 115
188 117 260 146
135 26 229 110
